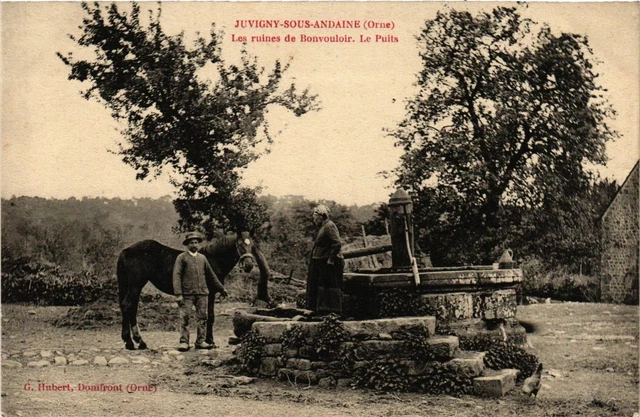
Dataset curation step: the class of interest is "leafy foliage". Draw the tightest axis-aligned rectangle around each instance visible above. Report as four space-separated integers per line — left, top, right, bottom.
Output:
352 360 411 392
0 259 111 306
392 6 618 266
457 332 502 352
396 326 435 361
315 314 352 361
281 325 306 350
237 329 266 375
58 2 318 234
413 363 473 396
484 341 539 382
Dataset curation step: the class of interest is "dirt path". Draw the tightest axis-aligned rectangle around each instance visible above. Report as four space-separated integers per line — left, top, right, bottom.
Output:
2 302 638 417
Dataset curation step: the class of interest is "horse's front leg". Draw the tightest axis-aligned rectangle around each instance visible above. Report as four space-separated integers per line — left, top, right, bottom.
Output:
205 292 216 346
254 248 272 304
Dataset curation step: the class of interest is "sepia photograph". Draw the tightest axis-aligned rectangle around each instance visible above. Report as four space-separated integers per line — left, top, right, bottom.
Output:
1 1 639 416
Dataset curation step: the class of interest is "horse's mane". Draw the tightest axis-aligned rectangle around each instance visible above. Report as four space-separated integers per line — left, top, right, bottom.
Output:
201 234 237 256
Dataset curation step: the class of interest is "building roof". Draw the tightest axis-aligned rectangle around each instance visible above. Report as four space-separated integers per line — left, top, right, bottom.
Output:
600 160 640 222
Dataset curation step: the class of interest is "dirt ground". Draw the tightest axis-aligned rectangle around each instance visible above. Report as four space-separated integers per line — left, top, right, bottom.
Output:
1 301 638 417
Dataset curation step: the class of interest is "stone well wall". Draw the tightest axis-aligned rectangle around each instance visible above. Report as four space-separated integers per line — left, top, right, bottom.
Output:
242 316 522 396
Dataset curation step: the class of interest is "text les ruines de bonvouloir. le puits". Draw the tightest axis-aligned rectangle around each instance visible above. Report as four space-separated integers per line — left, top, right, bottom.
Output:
231 19 399 43
23 382 157 393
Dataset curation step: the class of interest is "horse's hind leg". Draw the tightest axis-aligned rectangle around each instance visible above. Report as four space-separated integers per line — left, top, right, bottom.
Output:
121 289 145 350
128 288 147 349
120 292 135 350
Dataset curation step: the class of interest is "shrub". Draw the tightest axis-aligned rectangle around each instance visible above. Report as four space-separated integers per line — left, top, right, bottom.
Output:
1 258 113 306
520 257 600 302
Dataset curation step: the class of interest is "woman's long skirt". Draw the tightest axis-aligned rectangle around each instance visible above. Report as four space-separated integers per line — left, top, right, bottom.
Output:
306 258 344 314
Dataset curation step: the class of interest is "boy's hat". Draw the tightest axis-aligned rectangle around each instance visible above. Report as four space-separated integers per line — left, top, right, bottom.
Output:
183 231 204 246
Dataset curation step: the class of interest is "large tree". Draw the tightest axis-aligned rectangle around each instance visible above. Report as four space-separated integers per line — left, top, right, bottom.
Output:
58 2 318 236
392 6 618 265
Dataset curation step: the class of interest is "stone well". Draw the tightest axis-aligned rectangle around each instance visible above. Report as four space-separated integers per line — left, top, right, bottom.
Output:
236 315 521 397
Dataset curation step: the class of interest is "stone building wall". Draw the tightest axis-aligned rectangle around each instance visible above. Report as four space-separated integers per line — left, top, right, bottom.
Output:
600 161 639 304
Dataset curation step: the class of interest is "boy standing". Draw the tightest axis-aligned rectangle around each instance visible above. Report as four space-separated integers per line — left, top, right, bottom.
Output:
173 232 227 351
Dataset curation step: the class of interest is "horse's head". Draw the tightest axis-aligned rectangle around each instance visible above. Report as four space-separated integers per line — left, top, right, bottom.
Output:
236 231 256 273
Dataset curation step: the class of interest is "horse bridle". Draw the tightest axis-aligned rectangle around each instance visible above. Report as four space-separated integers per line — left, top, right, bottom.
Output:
237 239 257 263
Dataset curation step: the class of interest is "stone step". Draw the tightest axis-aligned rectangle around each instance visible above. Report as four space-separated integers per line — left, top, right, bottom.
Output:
446 351 486 378
473 368 520 397
342 316 436 339
252 316 437 344
341 335 458 361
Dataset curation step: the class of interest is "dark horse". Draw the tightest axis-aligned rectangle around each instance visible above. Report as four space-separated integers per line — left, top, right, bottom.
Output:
116 232 271 350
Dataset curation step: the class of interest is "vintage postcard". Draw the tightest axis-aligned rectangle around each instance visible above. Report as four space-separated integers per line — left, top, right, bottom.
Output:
2 2 638 416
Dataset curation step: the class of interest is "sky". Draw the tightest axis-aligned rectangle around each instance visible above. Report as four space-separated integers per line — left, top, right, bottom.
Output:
2 2 639 206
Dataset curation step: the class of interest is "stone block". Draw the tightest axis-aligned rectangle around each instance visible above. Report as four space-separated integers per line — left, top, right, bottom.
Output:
311 361 327 370
337 378 352 388
278 369 318 385
428 336 459 359
260 357 279 376
286 358 312 371
342 317 436 339
448 352 486 378
298 345 318 360
252 322 297 343
293 370 318 385
234 310 288 338
473 369 519 397
482 290 517 320
253 321 320 343
282 348 298 358
262 343 283 357
421 293 474 322
318 377 336 389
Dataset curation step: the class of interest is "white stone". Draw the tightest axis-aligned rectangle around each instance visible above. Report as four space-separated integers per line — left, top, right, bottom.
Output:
40 350 52 358
93 356 108 366
22 351 38 358
131 356 150 364
108 356 130 365
2 360 23 368
54 357 67 366
71 359 89 366
27 360 50 368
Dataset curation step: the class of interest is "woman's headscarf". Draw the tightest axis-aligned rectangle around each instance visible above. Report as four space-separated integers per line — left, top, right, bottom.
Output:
312 204 330 217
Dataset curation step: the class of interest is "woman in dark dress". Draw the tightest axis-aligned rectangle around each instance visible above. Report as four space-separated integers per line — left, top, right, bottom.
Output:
306 204 344 315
